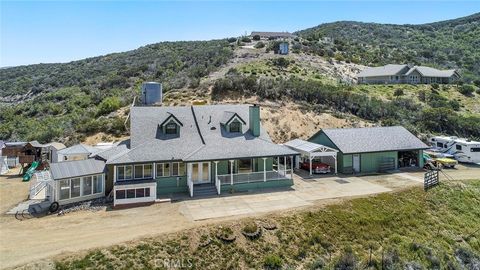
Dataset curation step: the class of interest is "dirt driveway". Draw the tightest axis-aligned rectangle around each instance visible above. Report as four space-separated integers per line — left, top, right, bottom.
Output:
1 166 479 269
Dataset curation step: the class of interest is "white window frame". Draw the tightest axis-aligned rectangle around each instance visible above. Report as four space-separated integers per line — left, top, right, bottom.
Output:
134 164 153 179
156 163 171 178
117 165 133 181
115 187 151 200
57 174 104 201
82 176 93 196
171 162 185 176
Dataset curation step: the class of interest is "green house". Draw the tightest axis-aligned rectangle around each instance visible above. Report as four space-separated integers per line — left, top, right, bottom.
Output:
103 104 298 207
309 126 428 174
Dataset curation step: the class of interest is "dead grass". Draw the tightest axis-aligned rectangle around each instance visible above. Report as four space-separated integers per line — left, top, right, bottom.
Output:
55 180 480 270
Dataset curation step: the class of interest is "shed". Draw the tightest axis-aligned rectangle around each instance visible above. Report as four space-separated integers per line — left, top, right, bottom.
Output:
309 126 429 173
57 144 100 162
284 139 338 175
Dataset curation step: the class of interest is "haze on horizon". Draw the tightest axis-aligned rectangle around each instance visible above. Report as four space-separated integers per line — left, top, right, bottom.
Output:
1 1 478 67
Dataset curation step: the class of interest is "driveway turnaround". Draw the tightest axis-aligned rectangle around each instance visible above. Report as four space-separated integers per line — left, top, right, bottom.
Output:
179 176 392 221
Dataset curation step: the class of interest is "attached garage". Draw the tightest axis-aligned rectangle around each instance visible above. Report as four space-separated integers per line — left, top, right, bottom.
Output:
309 126 429 174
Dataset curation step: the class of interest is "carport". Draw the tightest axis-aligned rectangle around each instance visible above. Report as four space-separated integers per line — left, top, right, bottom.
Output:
284 139 338 175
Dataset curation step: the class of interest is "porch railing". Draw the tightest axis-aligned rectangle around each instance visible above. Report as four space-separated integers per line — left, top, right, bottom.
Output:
217 170 289 186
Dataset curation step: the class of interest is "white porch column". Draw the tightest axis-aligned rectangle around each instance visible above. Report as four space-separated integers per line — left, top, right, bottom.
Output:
214 161 220 195
290 155 294 179
187 163 192 181
113 165 117 183
309 153 312 176
284 156 287 176
334 154 338 174
152 162 156 179
277 157 279 171
214 161 218 180
263 158 267 182
229 160 234 185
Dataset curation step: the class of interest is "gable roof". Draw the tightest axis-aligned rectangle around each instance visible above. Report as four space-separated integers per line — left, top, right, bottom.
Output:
49 159 105 180
107 105 297 164
318 126 428 154
159 112 184 127
58 144 100 156
284 139 338 154
405 66 457 78
357 64 408 77
220 111 246 125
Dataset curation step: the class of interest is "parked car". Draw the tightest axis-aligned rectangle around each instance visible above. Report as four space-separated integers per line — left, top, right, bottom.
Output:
300 160 331 174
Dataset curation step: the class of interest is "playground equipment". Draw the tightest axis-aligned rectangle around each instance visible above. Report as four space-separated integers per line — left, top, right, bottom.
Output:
22 161 40 182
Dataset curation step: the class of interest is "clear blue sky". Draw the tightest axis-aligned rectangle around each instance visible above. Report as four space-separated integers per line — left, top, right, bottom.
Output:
1 1 478 67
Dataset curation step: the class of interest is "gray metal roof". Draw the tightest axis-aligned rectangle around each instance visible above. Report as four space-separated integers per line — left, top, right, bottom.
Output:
49 159 105 180
251 31 295 38
357 64 408 77
93 142 129 161
320 126 429 154
284 139 337 154
58 144 100 155
406 66 457 78
107 104 298 164
358 64 458 78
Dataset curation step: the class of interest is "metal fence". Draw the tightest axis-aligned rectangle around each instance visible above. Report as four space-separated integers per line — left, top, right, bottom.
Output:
217 170 288 185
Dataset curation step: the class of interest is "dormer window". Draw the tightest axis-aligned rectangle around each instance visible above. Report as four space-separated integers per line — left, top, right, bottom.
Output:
159 112 183 136
229 120 241 133
221 111 246 134
165 122 178 134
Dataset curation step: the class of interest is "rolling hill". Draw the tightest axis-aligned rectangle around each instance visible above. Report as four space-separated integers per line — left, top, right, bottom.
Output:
296 12 480 81
1 13 479 145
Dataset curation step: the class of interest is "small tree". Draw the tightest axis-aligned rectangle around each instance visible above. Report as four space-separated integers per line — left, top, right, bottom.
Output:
252 35 260 41
458 84 475 96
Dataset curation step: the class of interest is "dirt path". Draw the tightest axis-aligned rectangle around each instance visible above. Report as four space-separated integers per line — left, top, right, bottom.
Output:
1 166 479 269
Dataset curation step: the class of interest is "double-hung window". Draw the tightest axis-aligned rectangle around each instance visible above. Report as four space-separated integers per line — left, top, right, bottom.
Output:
82 176 92 196
117 165 133 181
134 164 153 179
165 123 178 134
70 178 81 198
171 162 186 176
93 175 103 194
156 163 171 177
230 121 241 133
59 179 70 200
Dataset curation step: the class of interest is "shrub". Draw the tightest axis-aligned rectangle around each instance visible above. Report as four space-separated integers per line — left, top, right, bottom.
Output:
253 35 261 41
227 37 237 43
255 42 265 49
431 83 439 90
458 84 475 96
394 89 404 96
310 257 325 269
242 222 258 234
263 254 283 270
96 96 121 116
474 80 480 87
241 36 251 43
335 250 357 270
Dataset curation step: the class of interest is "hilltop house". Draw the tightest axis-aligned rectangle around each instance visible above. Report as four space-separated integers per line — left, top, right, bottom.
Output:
103 104 298 206
357 64 460 84
250 31 296 40
309 126 428 173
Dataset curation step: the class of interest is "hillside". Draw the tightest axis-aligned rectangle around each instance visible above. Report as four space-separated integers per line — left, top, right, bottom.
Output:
1 14 480 144
296 13 480 81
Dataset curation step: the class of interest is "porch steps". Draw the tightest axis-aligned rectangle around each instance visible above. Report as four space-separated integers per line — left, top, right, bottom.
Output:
193 183 218 197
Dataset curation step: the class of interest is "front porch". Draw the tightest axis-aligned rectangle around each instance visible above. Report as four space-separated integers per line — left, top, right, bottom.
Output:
186 156 295 197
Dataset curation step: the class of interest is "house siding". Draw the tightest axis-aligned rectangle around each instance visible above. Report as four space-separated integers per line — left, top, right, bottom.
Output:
220 178 293 193
156 176 188 196
360 151 398 173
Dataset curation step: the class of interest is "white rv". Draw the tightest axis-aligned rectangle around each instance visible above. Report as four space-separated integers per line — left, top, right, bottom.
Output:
429 136 480 164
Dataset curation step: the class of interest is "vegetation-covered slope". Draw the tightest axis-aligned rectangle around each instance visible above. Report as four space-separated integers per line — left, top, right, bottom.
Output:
296 13 480 81
56 180 480 270
0 40 233 143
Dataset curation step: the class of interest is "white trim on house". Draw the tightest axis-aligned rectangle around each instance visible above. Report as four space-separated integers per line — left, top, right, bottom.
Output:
56 174 105 205
113 182 157 206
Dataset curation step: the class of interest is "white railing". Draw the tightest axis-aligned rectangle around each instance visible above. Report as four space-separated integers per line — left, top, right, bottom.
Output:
215 176 221 195
217 170 289 185
29 171 53 199
187 177 193 197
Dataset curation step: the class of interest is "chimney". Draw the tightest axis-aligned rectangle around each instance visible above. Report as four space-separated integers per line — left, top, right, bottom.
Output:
249 104 260 137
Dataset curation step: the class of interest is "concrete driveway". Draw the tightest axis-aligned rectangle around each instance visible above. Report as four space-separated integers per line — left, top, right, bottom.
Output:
179 175 392 221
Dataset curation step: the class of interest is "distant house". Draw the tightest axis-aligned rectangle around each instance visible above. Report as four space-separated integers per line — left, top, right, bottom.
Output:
357 64 460 84
309 126 428 174
251 31 296 39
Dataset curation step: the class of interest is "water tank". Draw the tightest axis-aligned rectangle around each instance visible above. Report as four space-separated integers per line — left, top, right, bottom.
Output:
141 82 162 105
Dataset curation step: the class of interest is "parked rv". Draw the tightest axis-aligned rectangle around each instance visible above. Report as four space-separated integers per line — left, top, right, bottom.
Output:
429 136 480 164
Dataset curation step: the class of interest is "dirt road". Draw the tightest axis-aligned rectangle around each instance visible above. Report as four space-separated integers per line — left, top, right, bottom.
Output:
1 165 479 269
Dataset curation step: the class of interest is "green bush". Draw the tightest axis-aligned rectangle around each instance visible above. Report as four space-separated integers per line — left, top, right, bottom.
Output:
263 254 283 270
393 89 404 96
254 42 265 49
458 84 476 96
252 35 261 41
227 37 237 43
96 96 121 116
241 36 251 43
